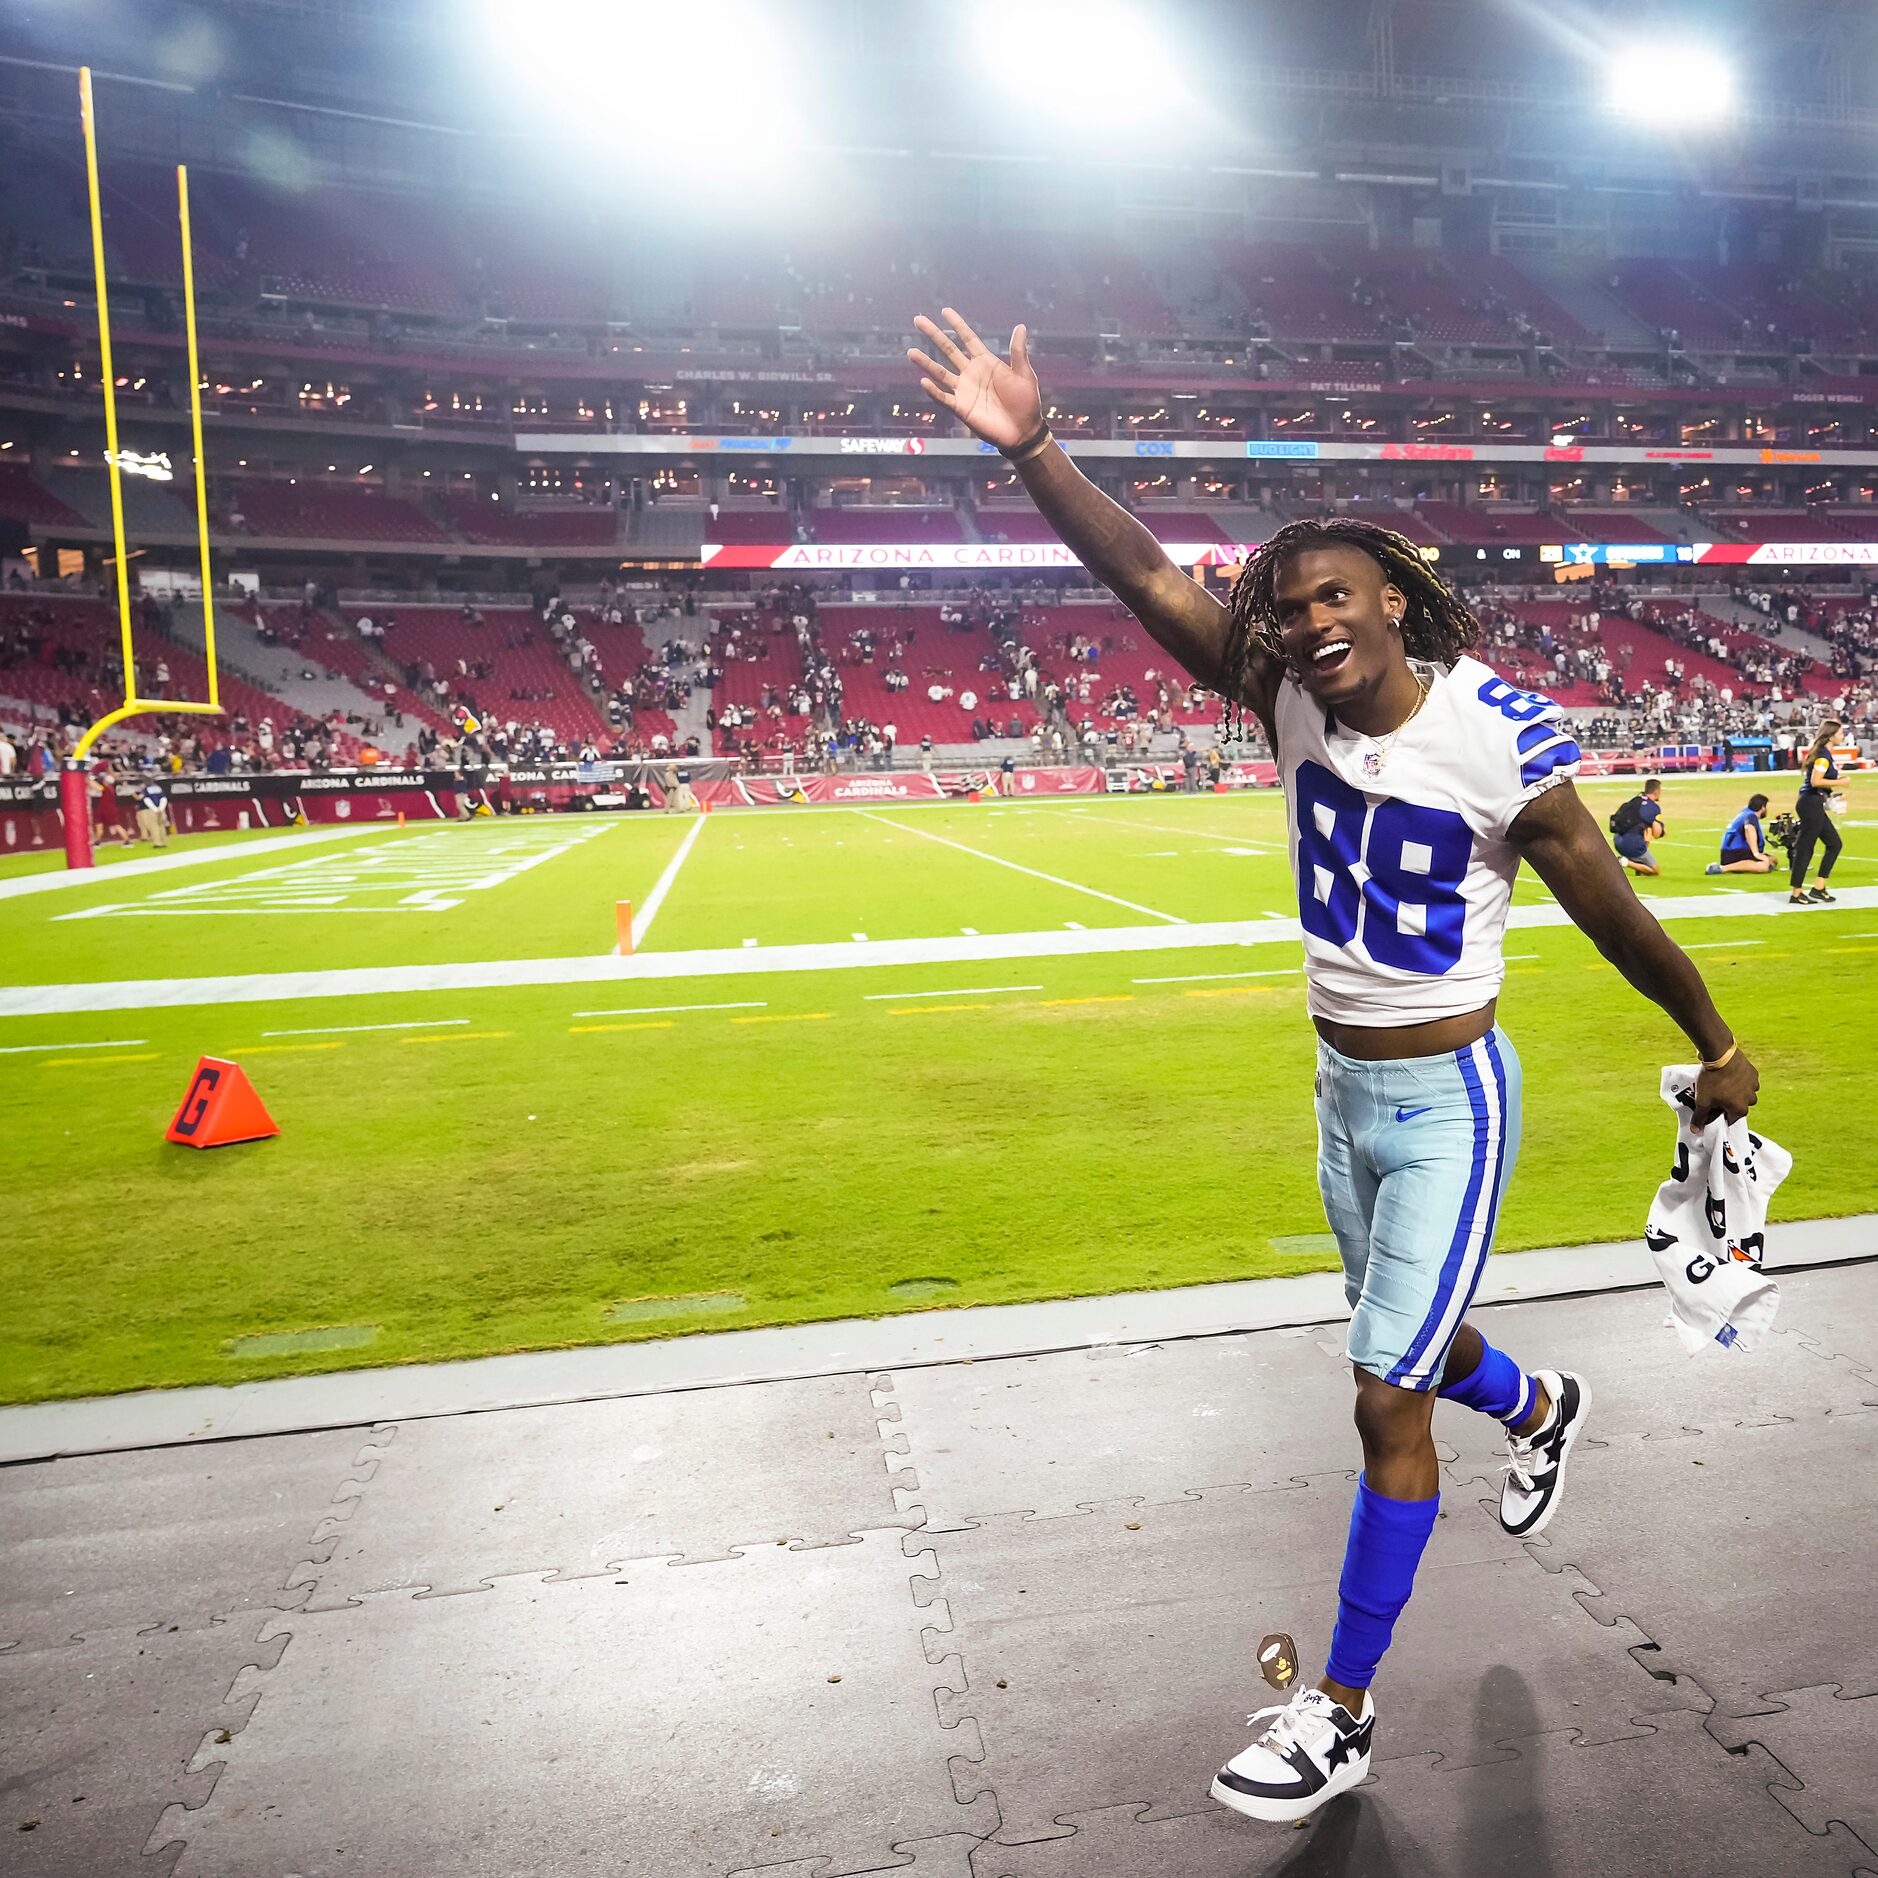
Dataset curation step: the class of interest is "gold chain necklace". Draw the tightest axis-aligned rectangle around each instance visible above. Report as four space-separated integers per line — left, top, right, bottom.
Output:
1361 674 1429 779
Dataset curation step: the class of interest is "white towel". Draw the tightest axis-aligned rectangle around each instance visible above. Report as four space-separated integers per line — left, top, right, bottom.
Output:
1646 1067 1791 1354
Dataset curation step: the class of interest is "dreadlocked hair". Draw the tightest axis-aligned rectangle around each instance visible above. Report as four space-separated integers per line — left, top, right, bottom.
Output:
1217 517 1482 742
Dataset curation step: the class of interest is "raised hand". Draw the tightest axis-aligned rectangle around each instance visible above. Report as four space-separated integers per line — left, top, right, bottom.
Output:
908 306 1044 452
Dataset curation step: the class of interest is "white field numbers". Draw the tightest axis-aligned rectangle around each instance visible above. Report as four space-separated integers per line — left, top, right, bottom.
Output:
55 824 615 919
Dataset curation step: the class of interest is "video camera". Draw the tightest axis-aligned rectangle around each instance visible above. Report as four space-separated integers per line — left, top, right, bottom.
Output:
1765 810 1802 858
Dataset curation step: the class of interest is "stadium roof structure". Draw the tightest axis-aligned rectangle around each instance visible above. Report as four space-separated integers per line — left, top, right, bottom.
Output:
12 0 1878 159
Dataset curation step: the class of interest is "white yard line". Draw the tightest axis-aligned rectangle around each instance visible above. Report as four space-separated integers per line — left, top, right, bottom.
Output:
1132 968 1300 985
263 1018 471 1036
7 886 1874 1018
0 827 382 902
853 809 1187 926
53 824 613 922
629 813 707 951
571 1001 768 1017
58 906 442 918
1070 808 1284 852
862 984 1042 1001
0 1036 147 1053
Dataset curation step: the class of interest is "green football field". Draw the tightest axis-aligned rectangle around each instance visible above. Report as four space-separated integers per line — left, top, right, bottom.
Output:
4 773 1875 1404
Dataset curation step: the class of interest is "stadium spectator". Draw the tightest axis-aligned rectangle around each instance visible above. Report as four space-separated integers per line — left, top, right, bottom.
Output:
91 763 132 849
134 778 170 848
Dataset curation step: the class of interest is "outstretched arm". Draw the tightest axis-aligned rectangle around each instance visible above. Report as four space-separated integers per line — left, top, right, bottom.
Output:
909 306 1280 732
1508 781 1758 1125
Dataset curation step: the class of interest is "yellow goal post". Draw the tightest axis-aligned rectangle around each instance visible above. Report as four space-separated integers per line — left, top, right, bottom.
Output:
70 63 223 762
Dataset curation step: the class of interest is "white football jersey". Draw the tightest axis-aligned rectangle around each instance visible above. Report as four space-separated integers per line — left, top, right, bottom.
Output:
1273 654 1581 1025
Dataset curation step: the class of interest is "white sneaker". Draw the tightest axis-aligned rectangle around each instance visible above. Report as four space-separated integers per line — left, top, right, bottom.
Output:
1499 1368 1591 1538
1211 1685 1374 1824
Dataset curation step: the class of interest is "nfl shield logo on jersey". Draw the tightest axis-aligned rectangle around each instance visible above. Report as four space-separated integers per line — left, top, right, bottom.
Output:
1362 749 1384 780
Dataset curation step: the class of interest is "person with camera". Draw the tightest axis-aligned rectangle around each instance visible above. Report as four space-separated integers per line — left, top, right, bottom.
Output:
1706 793 1775 875
1787 719 1845 906
1609 777 1664 876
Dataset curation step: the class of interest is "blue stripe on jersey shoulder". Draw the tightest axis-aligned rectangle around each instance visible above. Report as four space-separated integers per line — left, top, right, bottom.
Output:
1514 720 1566 754
1520 739 1582 786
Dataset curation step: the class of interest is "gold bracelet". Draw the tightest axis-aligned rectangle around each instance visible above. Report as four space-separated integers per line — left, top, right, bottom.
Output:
1002 425 1054 465
1700 1039 1738 1071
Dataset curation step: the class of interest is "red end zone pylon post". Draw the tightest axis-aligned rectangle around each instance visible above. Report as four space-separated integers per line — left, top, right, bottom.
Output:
616 901 634 955
60 757 95 870
166 1056 279 1149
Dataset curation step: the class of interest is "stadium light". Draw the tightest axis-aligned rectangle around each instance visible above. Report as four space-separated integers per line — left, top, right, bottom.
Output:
1605 44 1734 125
482 0 804 186
981 0 1183 122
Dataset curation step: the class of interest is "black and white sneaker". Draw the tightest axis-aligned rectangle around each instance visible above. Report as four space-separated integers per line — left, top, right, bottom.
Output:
1499 1367 1591 1539
1807 885 1837 903
1211 1686 1374 1824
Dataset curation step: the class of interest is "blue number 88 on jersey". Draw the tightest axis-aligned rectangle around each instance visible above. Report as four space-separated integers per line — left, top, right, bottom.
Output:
1476 676 1560 722
1294 760 1472 974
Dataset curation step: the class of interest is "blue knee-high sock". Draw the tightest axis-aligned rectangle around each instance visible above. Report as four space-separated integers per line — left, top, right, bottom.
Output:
1324 1474 1441 1693
1437 1336 1536 1428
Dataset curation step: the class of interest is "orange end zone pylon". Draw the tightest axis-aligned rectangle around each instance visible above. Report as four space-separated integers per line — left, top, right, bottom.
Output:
166 1056 280 1149
616 900 634 955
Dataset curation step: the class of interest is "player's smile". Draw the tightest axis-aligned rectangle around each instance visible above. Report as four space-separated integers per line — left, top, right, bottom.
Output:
1272 547 1401 712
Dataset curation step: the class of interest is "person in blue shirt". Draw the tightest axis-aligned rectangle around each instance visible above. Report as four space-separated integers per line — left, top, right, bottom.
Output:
135 779 171 850
1706 793 1774 875
1610 776 1664 876
1788 719 1845 906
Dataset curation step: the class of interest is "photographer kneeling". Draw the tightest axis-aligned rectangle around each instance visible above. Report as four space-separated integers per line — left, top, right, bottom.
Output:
1610 776 1665 877
1706 793 1775 875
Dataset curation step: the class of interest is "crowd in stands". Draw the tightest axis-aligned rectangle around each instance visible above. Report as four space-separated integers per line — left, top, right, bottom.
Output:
6 569 1873 784
0 586 399 777
1452 576 1877 749
690 572 1877 771
703 584 877 770
1732 582 1878 685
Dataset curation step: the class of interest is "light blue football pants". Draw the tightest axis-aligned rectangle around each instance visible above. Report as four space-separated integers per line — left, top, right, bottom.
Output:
1314 1027 1522 1391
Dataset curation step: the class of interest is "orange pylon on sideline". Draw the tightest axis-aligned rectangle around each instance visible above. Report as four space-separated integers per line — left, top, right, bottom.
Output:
616 900 634 955
166 1056 279 1149
396 811 406 826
